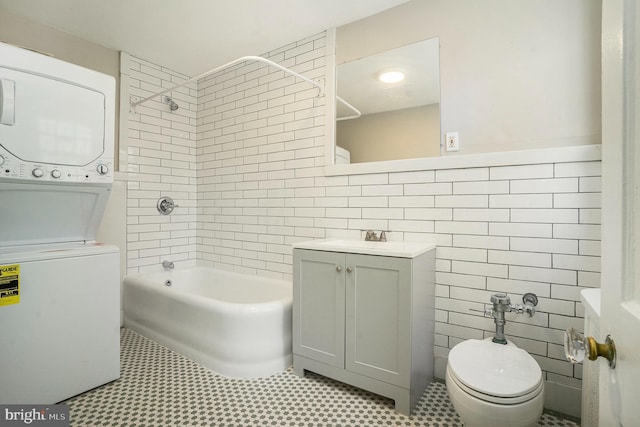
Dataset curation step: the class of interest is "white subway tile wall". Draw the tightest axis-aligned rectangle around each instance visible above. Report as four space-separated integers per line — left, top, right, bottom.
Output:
125 56 198 272
124 32 601 402
196 33 328 278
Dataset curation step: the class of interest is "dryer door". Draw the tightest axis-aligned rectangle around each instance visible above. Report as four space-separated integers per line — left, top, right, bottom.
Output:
0 67 105 167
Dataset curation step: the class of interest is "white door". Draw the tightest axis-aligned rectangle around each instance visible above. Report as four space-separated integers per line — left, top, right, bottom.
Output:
600 0 640 424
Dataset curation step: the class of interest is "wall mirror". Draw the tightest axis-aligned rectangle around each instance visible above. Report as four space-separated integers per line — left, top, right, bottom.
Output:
335 37 441 165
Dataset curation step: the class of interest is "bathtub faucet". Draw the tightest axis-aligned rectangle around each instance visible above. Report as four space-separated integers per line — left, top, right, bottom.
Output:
162 260 175 270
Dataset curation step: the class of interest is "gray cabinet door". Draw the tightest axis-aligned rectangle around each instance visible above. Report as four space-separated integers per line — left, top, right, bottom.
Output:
293 249 346 368
345 253 411 387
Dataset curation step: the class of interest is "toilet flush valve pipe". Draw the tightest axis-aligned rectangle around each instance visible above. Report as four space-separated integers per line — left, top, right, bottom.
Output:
490 293 511 344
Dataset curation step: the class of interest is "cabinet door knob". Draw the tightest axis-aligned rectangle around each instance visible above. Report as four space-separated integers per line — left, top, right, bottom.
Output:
336 265 342 272
346 267 352 273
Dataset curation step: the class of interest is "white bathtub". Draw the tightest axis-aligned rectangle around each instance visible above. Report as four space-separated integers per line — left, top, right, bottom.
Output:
123 266 292 378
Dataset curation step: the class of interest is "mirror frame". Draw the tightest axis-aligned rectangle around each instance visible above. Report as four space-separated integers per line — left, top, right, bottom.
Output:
324 29 444 176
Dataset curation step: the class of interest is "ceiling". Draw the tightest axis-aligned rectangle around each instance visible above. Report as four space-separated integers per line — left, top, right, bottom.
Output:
0 0 410 76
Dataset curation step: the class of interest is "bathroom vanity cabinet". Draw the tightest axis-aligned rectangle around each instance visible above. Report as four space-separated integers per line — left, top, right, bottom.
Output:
292 240 436 415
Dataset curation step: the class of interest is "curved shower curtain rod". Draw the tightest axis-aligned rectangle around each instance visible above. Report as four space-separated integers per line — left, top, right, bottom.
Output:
129 55 361 120
336 96 361 121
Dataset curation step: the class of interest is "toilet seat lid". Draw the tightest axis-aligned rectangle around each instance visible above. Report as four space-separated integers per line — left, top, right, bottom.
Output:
448 339 542 398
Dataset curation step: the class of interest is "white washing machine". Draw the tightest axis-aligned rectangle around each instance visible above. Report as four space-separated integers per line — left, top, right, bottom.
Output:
0 42 120 404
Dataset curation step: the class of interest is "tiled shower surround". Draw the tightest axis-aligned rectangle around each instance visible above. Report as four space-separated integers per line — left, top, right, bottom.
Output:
125 55 198 269
124 31 600 415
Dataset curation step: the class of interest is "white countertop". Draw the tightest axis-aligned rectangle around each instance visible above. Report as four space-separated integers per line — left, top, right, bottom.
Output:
292 239 436 258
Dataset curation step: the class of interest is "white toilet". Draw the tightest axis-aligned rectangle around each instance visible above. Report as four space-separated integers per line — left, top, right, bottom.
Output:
446 339 544 427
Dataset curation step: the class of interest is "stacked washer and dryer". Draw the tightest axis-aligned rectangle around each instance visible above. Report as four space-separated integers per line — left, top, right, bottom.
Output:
0 42 120 404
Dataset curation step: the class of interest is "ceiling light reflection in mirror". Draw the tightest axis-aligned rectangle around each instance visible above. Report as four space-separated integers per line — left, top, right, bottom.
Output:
378 70 405 83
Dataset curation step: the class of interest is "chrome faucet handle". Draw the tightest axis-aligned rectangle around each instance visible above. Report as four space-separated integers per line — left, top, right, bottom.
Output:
361 229 392 241
157 196 179 215
364 230 378 241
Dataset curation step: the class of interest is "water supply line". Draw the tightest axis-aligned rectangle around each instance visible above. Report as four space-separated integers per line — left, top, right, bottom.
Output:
129 55 361 120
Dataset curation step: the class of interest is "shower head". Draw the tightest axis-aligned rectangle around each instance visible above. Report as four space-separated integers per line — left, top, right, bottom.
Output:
163 96 179 112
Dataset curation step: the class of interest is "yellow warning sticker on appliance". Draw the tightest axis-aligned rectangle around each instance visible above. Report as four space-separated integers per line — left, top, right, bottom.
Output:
0 264 20 306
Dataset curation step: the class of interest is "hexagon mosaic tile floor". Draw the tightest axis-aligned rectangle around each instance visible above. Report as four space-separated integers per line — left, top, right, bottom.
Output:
63 329 579 426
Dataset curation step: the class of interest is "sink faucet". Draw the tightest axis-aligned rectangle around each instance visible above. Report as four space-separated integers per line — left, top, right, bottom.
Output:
162 260 175 269
363 229 390 242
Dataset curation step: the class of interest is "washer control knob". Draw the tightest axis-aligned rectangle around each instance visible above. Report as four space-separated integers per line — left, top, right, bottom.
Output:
51 169 62 179
0 155 4 166
32 168 44 178
96 163 109 175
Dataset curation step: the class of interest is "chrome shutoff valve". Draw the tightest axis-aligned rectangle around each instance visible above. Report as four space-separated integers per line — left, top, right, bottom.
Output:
518 293 539 317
